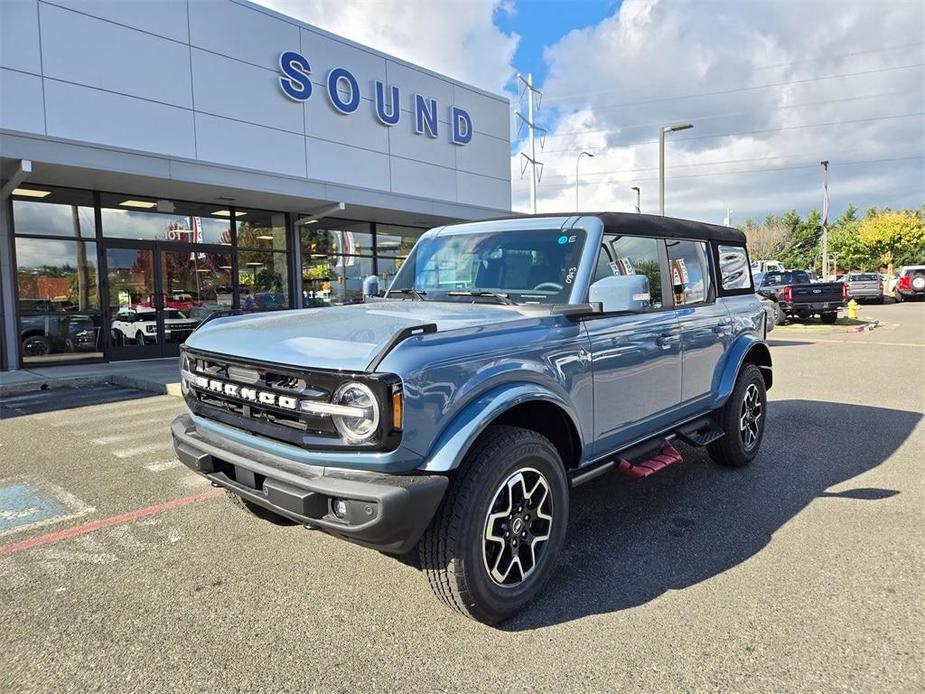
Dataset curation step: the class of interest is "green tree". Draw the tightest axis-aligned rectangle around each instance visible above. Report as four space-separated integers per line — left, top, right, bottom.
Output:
777 210 822 271
857 211 925 274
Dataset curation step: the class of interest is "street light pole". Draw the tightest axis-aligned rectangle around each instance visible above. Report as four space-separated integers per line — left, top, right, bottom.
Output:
659 123 693 216
575 151 594 210
631 186 641 213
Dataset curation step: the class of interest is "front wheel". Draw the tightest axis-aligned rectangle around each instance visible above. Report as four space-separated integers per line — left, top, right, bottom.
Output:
708 364 767 468
419 425 569 624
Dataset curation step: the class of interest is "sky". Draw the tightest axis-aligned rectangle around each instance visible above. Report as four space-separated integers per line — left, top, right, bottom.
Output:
255 0 924 225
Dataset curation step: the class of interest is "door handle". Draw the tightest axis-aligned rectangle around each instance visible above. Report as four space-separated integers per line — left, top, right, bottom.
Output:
713 323 732 335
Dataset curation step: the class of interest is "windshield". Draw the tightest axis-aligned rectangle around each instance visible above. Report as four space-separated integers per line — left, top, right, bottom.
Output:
848 273 879 281
388 229 586 304
762 271 811 286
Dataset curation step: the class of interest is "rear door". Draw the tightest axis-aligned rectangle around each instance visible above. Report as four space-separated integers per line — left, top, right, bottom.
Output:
665 239 732 404
584 234 681 455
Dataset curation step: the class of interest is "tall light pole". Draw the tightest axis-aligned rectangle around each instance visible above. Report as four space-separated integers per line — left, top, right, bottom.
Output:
575 151 594 210
659 122 693 216
631 186 641 213
820 160 830 278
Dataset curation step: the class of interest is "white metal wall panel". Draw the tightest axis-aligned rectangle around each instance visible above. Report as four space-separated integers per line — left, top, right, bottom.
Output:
44 79 196 158
390 157 456 202
305 99 389 155
453 84 511 140
305 137 390 191
454 130 510 180
40 3 193 108
389 120 456 170
300 27 388 91
191 48 302 134
0 69 45 134
194 112 307 178
188 0 298 70
457 170 511 210
46 0 190 43
0 0 41 74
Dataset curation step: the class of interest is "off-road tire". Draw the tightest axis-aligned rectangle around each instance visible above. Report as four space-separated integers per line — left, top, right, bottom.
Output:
22 335 51 357
774 303 787 326
820 311 838 324
135 331 146 346
225 490 297 525
708 364 767 468
419 424 569 625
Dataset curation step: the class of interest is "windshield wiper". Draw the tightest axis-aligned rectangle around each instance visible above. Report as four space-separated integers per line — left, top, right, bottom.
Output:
386 288 427 301
446 290 516 305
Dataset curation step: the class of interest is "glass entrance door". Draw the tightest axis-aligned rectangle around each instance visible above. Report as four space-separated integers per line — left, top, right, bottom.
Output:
105 244 233 360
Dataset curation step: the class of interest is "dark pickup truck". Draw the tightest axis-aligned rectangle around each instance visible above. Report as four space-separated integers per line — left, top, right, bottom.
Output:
755 270 847 324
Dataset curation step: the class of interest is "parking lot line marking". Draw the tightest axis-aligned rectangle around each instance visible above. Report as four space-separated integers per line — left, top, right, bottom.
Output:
111 442 174 459
93 429 169 446
34 394 174 419
86 415 182 436
0 488 222 557
145 459 183 472
47 402 183 427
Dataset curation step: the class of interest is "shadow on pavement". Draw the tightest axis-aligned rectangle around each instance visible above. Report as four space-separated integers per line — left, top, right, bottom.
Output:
504 399 920 631
0 384 155 419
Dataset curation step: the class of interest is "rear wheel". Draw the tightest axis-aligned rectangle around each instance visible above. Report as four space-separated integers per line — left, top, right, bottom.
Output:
22 335 51 357
820 311 838 324
773 303 787 326
708 364 767 468
419 425 569 624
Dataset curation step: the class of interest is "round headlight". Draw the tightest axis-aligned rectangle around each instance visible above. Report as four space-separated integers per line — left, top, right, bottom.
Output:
332 382 379 443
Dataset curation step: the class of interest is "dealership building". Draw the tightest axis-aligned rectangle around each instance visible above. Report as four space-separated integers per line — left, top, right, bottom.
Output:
0 0 511 370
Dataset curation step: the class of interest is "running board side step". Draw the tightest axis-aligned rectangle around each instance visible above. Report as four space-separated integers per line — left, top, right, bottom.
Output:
616 440 683 479
674 417 725 447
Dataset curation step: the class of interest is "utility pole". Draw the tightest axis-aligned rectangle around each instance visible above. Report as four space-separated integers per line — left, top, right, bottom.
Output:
723 207 732 227
515 73 546 214
820 160 830 279
631 186 641 213
659 123 693 216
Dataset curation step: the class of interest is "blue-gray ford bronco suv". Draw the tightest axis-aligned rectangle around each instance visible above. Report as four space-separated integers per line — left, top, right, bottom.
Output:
172 213 771 624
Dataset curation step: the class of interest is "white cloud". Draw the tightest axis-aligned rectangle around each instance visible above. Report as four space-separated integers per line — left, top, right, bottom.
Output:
512 0 925 223
252 0 519 95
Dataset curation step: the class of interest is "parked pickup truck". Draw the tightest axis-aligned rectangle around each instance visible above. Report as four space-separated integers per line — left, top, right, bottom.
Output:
755 270 847 324
841 272 884 303
172 213 772 623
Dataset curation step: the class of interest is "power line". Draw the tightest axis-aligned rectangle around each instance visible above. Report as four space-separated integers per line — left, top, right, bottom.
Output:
752 41 924 71
543 62 925 109
535 111 924 160
541 149 908 181
531 155 925 190
542 90 918 147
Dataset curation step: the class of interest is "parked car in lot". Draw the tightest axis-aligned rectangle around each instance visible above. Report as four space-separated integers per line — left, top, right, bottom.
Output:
20 313 100 357
755 270 847 323
172 213 772 623
111 307 199 345
842 272 884 303
893 265 925 302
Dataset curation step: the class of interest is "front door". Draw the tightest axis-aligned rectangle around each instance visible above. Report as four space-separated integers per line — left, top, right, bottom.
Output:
104 243 234 360
586 233 682 456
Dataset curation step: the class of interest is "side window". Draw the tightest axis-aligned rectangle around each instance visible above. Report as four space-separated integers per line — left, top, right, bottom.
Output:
593 235 663 309
666 240 711 306
717 244 752 291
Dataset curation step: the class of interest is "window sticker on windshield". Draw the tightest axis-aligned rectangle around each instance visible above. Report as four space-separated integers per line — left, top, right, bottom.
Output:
619 257 636 275
565 266 577 284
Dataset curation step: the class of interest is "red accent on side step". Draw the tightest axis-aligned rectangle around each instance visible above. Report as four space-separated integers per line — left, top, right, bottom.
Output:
617 440 684 479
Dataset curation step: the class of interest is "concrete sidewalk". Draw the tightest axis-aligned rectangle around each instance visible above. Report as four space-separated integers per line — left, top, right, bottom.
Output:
0 358 181 398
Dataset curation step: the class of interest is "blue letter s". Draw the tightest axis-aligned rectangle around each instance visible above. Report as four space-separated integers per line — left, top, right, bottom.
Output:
278 50 312 102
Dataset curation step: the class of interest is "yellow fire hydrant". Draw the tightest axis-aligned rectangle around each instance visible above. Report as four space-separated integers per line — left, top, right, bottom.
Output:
847 298 859 320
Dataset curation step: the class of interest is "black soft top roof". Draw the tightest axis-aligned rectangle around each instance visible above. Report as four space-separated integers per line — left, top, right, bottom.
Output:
489 212 746 245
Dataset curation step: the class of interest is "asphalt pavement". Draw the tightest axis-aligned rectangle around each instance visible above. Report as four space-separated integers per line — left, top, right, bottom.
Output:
0 301 922 692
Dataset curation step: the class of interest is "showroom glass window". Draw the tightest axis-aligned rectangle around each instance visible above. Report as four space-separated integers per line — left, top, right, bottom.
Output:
12 186 103 364
375 224 425 290
236 209 290 310
300 220 374 306
99 194 233 245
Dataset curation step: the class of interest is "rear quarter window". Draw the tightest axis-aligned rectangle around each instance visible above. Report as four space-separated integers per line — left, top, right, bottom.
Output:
716 244 753 294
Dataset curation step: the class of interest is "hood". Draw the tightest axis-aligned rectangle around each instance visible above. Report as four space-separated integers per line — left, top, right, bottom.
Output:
184 301 539 371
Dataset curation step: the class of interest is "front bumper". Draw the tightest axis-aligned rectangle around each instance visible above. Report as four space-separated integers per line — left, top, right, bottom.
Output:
171 414 447 554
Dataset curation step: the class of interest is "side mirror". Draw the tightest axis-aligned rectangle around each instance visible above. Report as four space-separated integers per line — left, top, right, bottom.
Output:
589 274 650 313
